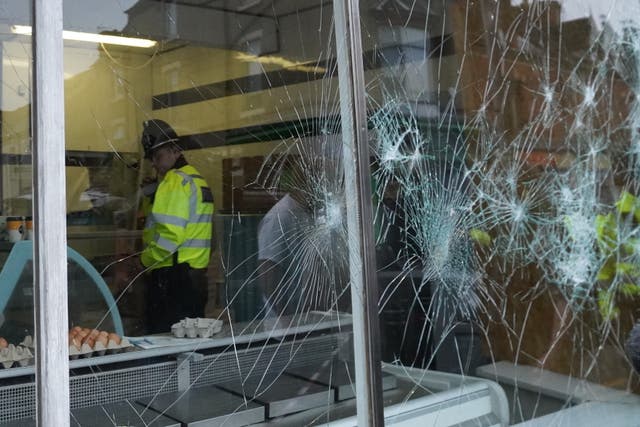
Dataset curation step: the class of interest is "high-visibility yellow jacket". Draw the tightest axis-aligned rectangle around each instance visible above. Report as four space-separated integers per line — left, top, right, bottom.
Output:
141 163 214 270
140 183 156 247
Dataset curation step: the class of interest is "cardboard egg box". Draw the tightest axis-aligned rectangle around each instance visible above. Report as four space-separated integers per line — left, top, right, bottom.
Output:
68 328 134 359
0 337 34 368
171 317 223 338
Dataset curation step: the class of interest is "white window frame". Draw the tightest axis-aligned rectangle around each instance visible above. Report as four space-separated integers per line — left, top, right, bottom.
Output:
32 0 70 425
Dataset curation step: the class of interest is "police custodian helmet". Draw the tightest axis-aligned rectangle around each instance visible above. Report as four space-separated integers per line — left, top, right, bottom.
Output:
141 119 180 159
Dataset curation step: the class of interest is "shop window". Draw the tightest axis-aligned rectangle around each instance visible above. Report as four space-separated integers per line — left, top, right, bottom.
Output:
2 0 640 425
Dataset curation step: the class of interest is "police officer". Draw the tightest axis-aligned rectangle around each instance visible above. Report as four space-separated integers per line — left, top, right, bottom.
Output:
139 119 214 333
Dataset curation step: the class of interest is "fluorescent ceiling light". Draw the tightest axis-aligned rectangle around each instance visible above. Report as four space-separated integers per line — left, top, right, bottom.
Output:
235 52 326 74
11 25 156 48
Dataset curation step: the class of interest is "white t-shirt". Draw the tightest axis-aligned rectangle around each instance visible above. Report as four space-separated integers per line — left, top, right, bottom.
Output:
257 194 312 316
257 194 311 264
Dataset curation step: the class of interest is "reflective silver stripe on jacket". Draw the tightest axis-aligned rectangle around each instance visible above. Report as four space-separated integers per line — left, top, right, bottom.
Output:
183 238 211 248
193 213 211 224
155 235 178 252
173 169 212 251
174 170 198 222
152 212 189 228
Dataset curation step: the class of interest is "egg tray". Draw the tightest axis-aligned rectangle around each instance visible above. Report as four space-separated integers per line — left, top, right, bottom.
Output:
171 318 223 338
0 344 34 369
69 338 134 359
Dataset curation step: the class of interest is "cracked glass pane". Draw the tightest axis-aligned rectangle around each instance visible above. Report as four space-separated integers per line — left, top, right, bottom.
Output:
0 0 639 426
363 0 640 425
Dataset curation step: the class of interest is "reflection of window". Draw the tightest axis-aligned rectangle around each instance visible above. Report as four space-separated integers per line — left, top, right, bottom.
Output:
161 62 181 91
239 29 266 94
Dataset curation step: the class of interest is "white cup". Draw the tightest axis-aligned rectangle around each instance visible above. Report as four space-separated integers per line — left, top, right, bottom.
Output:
6 217 24 243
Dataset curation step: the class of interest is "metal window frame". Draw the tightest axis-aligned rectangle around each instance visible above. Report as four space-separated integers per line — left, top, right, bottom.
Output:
28 0 380 425
334 0 385 425
32 0 70 426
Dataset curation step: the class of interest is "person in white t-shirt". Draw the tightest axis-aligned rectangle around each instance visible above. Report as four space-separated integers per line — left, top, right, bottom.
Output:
257 191 312 317
256 140 349 320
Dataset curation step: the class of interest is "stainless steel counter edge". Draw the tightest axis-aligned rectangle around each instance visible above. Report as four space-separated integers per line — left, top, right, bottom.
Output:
0 312 353 380
382 364 510 427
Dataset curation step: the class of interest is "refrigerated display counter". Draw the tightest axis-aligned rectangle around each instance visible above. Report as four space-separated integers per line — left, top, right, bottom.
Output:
0 311 508 426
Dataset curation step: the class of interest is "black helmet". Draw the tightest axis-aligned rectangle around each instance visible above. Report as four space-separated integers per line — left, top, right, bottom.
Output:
141 119 179 159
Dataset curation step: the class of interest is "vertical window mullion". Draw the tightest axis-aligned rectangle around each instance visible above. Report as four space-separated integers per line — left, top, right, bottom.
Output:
32 0 69 425
334 0 385 425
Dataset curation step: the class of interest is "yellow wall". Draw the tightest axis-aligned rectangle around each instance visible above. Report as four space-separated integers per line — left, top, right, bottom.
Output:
63 45 153 153
146 44 341 207
1 40 31 156
0 34 389 215
149 45 338 134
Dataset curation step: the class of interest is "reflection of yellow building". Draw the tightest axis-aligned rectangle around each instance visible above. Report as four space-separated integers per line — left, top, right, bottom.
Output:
1 0 462 217
0 1 465 235
1 39 330 215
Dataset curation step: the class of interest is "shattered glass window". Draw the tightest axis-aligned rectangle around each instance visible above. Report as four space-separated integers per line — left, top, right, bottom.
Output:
1 0 640 425
365 0 640 424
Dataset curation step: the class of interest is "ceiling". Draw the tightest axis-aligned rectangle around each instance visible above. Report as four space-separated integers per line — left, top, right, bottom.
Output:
144 0 332 18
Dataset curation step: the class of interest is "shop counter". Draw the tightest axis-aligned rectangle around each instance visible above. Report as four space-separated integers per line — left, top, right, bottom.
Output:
0 310 352 380
0 312 509 426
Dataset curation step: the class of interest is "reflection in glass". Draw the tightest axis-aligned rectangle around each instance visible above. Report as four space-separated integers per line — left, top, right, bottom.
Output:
363 0 640 424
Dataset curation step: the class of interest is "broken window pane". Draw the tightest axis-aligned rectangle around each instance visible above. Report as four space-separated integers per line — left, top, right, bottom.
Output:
0 0 639 426
364 0 640 425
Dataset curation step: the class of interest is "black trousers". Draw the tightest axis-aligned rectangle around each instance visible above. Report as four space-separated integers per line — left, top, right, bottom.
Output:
145 263 208 334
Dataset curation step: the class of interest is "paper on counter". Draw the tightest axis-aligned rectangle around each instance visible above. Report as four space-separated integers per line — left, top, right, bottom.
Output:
128 335 212 349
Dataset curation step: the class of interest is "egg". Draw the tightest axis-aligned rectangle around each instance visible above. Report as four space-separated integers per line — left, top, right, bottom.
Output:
96 335 108 348
98 331 109 338
69 336 81 350
72 326 82 334
107 333 121 345
77 330 89 341
83 337 95 349
89 329 100 339
0 338 7 349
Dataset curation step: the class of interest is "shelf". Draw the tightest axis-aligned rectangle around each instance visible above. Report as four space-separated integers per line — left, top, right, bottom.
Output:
0 311 352 380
